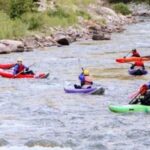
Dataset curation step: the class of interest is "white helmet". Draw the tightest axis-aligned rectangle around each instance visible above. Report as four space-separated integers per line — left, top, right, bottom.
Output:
17 57 23 62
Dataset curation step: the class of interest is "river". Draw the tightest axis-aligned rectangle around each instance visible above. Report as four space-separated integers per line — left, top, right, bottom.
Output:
0 20 150 150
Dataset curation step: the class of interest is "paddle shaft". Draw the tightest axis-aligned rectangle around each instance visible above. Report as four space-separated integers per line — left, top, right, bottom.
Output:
129 93 141 104
124 51 131 58
78 58 84 71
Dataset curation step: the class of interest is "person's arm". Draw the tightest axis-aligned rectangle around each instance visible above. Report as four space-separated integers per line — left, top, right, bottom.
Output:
13 65 18 75
24 65 29 71
130 64 135 69
79 73 85 81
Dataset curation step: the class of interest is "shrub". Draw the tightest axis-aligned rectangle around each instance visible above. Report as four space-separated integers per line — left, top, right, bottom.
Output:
9 0 33 18
21 13 44 30
0 12 27 39
76 10 91 19
112 3 131 15
48 7 70 18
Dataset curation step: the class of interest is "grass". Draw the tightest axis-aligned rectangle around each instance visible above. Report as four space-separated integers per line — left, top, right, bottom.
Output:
112 3 131 15
0 12 27 39
0 0 95 39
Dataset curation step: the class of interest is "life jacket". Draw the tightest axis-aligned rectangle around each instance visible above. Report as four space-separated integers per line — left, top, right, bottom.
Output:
84 76 93 85
17 64 25 73
132 51 140 57
134 61 144 67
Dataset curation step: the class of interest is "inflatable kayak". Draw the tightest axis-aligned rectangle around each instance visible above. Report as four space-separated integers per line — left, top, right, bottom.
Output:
128 69 148 76
116 57 150 63
0 69 49 79
0 64 15 69
109 104 150 113
64 87 105 95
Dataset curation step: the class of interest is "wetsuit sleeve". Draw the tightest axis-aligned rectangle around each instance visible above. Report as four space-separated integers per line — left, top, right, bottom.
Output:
79 73 85 82
24 65 29 71
13 64 19 75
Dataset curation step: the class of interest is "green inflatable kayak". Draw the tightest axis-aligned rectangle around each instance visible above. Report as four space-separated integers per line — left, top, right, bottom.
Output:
109 104 150 113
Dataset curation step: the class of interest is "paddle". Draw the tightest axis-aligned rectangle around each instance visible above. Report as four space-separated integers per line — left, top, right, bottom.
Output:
129 92 141 104
13 63 35 78
78 58 84 71
129 90 140 99
123 51 131 58
141 55 150 58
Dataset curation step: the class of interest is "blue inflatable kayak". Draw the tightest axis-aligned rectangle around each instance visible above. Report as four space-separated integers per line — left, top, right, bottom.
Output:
128 69 148 76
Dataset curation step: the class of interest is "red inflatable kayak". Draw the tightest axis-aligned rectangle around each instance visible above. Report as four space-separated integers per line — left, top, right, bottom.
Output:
0 64 15 69
0 69 49 79
116 57 150 63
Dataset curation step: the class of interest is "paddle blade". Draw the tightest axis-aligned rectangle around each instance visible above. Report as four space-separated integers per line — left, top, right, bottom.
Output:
129 90 140 99
116 59 125 63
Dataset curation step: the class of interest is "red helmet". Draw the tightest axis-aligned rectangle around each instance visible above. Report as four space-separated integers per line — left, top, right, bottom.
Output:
140 84 148 95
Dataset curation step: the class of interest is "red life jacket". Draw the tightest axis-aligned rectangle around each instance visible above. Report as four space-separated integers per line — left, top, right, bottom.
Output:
84 76 93 85
132 51 140 57
17 64 25 73
134 61 144 67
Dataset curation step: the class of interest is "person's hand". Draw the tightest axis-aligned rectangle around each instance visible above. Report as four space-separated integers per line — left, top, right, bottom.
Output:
130 65 134 69
25 68 29 71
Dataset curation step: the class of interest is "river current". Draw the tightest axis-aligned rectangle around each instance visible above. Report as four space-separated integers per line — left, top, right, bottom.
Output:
0 20 150 150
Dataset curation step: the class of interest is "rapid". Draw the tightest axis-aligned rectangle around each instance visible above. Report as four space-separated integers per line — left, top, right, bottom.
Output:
0 19 150 150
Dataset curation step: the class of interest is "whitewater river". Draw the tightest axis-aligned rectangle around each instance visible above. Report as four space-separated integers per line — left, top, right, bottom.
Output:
0 20 150 150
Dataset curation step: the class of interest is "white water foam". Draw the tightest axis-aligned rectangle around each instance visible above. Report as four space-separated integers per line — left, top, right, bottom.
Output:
0 146 72 150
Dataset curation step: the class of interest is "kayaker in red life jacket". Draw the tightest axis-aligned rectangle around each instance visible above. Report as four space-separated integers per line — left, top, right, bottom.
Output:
130 60 145 70
130 83 150 105
13 58 34 75
74 69 93 89
131 49 140 57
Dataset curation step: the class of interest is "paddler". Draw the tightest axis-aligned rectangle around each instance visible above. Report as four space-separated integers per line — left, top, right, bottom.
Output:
124 49 140 58
130 83 150 105
130 60 145 70
131 49 140 57
74 69 93 89
13 58 34 75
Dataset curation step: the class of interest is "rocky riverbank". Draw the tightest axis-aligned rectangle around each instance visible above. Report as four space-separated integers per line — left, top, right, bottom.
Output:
0 3 147 54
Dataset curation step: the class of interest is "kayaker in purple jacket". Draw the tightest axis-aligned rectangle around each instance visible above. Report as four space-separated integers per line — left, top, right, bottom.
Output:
13 58 34 75
74 69 93 89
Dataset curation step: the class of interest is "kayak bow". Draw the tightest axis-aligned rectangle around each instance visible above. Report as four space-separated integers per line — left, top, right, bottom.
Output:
109 104 150 113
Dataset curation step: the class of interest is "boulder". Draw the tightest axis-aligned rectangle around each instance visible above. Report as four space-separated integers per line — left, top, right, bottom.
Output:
57 38 70 45
92 33 111 40
0 40 24 52
0 43 11 54
55 35 70 45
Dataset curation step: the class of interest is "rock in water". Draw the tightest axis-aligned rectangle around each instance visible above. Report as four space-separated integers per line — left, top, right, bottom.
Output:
57 38 70 45
92 33 111 40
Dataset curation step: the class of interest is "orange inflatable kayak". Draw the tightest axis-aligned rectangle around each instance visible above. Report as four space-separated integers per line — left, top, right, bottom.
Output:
116 57 150 63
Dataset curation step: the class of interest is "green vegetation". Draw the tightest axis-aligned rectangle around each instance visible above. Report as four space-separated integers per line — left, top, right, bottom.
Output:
112 3 131 15
0 0 94 39
109 0 150 4
0 12 27 39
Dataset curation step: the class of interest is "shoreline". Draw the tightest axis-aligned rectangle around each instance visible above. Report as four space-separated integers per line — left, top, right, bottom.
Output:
0 3 148 55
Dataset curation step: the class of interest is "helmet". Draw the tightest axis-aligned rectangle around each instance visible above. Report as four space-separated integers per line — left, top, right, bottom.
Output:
132 49 136 52
17 58 23 62
83 69 89 76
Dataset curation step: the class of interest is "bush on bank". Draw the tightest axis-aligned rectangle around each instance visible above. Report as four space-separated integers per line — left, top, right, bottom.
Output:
112 3 131 15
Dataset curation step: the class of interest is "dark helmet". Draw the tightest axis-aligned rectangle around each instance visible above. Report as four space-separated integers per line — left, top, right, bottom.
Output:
132 49 136 52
